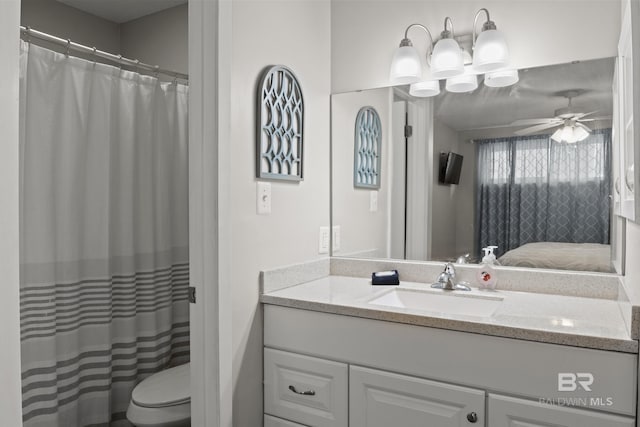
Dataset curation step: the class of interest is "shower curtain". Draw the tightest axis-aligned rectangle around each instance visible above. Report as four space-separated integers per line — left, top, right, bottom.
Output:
19 41 190 426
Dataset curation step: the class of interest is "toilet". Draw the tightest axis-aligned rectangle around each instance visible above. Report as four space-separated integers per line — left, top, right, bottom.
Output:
126 363 190 427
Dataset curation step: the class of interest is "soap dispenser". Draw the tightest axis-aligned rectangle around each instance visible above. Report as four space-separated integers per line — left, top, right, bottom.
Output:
476 246 498 290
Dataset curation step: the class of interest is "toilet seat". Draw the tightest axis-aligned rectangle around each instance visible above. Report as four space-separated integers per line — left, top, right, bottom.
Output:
132 363 190 408
127 363 191 427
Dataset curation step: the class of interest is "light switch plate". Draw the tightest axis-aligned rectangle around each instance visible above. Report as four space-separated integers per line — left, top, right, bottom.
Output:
319 226 330 254
332 225 341 252
369 191 378 212
257 182 271 214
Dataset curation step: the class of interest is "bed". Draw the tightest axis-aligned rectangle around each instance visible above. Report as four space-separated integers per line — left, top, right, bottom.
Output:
497 242 613 273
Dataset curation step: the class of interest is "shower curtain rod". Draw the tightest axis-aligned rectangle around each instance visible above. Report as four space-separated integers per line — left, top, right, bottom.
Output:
20 26 189 81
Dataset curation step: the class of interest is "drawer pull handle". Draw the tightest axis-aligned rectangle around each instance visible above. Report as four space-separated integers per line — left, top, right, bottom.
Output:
467 412 478 423
288 385 316 396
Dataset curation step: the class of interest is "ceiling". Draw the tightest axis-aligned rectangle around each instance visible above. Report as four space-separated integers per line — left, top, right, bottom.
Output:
56 0 187 23
434 57 615 132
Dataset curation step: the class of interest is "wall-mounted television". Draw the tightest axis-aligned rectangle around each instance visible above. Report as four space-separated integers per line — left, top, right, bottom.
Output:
438 152 463 185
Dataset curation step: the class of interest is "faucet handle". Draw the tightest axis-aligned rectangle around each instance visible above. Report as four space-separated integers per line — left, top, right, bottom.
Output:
444 262 456 278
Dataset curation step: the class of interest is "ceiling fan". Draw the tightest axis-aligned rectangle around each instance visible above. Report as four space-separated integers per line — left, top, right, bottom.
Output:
510 90 611 143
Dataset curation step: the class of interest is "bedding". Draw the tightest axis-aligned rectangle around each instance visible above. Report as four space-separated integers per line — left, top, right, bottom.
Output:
497 242 613 273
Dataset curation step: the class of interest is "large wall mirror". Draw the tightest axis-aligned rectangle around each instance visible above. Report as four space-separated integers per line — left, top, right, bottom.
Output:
331 56 627 274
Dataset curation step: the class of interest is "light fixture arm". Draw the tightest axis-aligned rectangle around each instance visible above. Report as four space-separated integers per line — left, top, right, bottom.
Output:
441 17 455 39
472 8 497 48
401 23 435 58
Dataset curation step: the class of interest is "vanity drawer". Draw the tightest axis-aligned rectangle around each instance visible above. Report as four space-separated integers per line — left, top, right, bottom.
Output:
264 414 309 427
264 348 348 427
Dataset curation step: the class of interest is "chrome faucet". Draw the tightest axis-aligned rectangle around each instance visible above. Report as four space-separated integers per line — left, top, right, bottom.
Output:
431 263 471 291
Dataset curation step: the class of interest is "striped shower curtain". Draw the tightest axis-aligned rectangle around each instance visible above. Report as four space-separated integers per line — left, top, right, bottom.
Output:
19 41 190 426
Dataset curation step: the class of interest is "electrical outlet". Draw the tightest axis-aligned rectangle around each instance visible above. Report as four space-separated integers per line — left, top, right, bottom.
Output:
332 226 341 252
369 191 378 212
319 226 330 254
257 182 271 214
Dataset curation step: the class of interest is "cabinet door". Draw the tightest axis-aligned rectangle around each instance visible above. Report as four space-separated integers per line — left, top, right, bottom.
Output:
264 348 348 427
488 394 634 427
350 366 485 427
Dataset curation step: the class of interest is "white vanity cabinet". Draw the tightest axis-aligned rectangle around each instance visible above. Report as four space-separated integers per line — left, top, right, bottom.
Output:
263 305 637 427
488 394 635 427
350 366 485 427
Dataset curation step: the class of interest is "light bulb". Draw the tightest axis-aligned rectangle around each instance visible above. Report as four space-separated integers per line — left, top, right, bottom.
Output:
389 45 422 85
551 128 563 142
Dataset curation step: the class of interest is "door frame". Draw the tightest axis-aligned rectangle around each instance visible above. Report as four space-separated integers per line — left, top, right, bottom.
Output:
188 0 233 426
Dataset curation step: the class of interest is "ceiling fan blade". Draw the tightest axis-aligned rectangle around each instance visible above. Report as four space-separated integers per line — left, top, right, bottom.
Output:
509 118 559 126
578 116 612 122
576 122 592 132
513 122 562 136
573 111 599 119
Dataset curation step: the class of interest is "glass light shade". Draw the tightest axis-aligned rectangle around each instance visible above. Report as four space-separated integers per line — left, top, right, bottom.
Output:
472 29 509 73
484 69 519 87
389 45 422 85
445 72 478 93
574 126 590 141
551 128 563 142
409 79 440 97
430 38 464 79
560 126 577 143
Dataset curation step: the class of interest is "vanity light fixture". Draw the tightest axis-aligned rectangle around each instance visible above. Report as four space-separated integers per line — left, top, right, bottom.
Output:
409 79 441 97
472 8 509 72
430 18 465 79
484 68 519 87
389 8 515 96
445 67 478 93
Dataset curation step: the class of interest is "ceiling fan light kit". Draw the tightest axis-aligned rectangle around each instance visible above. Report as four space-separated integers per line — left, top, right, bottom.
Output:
390 8 517 97
513 91 610 143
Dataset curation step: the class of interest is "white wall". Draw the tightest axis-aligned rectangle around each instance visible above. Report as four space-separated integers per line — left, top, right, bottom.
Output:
0 0 24 424
331 0 621 92
454 135 476 257
20 0 120 53
229 1 331 425
332 88 392 258
120 5 188 75
431 119 460 260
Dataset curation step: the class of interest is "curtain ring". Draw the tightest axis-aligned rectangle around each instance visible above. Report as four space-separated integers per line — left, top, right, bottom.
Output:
25 26 31 44
118 54 123 71
153 65 160 78
91 47 97 65
65 39 71 57
134 59 140 73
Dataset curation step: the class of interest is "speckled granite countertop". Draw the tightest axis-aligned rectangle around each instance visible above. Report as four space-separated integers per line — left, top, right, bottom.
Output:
260 275 638 353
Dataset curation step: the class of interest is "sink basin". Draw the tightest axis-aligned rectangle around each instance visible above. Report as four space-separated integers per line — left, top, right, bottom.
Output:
368 288 503 318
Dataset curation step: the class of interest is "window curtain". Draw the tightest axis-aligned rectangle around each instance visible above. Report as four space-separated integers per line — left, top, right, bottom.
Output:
476 129 611 256
19 41 189 426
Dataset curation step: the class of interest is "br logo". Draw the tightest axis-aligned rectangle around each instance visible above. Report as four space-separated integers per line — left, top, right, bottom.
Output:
558 373 594 392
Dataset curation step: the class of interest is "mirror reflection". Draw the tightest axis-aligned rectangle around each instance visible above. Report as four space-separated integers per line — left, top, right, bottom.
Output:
331 57 617 273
